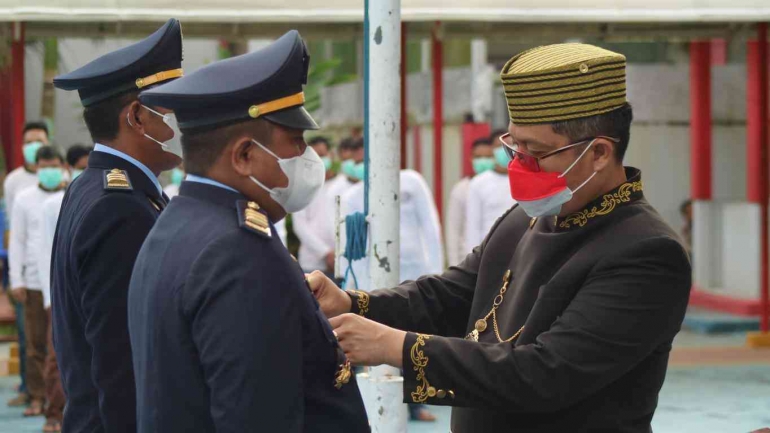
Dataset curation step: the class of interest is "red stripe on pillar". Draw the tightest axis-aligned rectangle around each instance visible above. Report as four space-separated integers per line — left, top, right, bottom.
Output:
747 41 767 204
10 22 25 170
689 41 712 200
432 22 443 220
0 67 11 174
757 24 769 332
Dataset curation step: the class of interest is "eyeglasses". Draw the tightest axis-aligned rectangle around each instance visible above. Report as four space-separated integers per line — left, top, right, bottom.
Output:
498 133 620 172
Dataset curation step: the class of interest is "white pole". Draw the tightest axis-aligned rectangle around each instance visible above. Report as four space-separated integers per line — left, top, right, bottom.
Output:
360 0 408 432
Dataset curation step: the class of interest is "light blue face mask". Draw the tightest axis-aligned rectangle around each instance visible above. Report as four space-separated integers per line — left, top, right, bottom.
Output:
23 142 44 166
71 169 84 180
170 168 184 186
38 167 63 190
472 157 495 175
341 159 365 181
494 145 510 168
321 156 333 172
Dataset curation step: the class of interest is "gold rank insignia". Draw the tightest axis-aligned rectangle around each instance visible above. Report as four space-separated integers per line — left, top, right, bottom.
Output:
103 168 132 191
334 359 352 389
236 200 272 238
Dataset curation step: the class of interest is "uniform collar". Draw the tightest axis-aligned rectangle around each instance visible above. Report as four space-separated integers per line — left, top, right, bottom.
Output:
185 174 239 193
88 147 164 201
178 180 245 210
554 167 644 232
92 143 162 195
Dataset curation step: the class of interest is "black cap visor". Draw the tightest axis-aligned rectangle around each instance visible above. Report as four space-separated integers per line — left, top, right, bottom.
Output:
264 106 319 131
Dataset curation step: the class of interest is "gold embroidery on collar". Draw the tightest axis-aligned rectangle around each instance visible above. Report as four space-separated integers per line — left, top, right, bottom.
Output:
348 290 370 316
410 334 435 403
559 180 643 229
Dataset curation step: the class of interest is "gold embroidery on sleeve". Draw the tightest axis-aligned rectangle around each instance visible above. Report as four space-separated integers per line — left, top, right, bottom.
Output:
351 290 369 316
410 334 435 403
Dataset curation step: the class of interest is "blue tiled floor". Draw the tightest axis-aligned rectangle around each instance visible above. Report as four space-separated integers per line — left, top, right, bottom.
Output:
1 333 768 432
0 376 46 433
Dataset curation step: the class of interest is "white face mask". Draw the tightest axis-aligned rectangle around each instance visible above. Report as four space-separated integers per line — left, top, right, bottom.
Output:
248 139 326 213
127 105 183 158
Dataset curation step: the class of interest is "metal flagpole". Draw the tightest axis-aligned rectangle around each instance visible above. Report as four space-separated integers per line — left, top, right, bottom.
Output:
356 0 409 431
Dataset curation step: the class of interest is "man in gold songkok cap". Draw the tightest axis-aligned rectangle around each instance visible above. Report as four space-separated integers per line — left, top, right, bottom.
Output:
306 44 692 433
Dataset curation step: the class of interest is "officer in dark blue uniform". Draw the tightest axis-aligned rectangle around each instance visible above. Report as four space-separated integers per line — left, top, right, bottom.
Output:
51 19 184 433
128 30 370 432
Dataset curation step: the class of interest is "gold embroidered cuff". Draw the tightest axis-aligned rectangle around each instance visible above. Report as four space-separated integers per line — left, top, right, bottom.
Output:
346 290 369 316
410 334 433 403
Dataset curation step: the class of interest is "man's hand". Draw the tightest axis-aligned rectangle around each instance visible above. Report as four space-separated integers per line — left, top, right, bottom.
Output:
324 251 336 273
330 313 406 368
306 270 351 318
10 287 27 303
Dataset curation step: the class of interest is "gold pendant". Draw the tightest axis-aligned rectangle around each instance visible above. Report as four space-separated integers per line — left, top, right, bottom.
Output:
334 360 352 389
474 319 487 333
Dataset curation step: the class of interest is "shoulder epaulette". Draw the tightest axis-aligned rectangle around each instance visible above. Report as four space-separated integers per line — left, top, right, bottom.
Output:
236 200 272 239
103 168 133 191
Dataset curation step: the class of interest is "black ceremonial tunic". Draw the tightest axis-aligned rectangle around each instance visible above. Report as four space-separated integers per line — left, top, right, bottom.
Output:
348 168 691 433
128 181 369 433
51 150 167 433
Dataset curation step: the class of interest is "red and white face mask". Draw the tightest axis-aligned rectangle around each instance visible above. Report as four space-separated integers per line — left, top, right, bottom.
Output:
508 140 597 218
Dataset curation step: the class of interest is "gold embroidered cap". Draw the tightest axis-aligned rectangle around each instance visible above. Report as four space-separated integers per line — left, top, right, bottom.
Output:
500 43 627 124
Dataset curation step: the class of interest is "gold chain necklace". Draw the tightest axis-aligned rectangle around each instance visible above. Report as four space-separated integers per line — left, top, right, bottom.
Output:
466 270 524 343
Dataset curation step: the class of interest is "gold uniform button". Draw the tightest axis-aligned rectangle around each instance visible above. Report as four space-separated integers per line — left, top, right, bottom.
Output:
579 63 589 73
427 387 437 398
529 217 537 229
448 390 455 399
437 389 447 399
248 105 261 118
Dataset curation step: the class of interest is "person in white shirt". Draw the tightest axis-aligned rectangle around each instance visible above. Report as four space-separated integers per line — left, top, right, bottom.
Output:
292 136 338 273
39 145 92 308
36 144 89 431
4 122 49 408
9 146 67 417
4 122 49 226
340 160 442 422
445 137 494 266
164 165 184 198
325 137 360 216
464 130 517 251
341 168 443 291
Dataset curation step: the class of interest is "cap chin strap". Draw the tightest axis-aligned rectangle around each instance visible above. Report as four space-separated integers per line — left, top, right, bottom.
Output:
248 92 305 119
80 68 184 107
135 68 184 89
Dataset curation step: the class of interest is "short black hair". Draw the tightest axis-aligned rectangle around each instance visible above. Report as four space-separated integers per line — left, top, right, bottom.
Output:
66 145 92 166
309 136 331 150
23 121 49 137
83 92 138 143
182 119 272 175
339 137 364 151
550 103 634 162
35 146 63 164
472 138 492 148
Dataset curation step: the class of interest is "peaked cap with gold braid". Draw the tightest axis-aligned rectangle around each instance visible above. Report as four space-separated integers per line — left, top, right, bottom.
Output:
139 30 318 132
501 44 627 124
54 19 183 107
